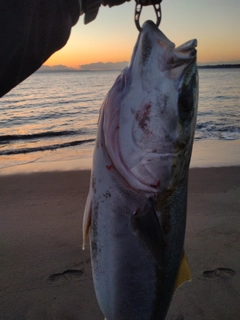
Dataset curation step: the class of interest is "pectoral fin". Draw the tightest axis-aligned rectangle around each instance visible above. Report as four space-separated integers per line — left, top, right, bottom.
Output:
131 200 165 269
175 251 191 291
82 187 92 250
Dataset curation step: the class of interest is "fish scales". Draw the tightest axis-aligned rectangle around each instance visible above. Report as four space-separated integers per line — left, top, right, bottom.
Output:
83 20 198 320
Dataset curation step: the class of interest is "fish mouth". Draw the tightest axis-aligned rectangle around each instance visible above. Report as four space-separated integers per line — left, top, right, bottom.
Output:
130 20 197 85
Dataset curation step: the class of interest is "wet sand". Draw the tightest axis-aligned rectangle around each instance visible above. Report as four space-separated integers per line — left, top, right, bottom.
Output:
0 167 240 319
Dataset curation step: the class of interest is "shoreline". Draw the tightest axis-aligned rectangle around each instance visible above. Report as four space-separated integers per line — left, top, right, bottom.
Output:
1 167 240 319
1 139 240 175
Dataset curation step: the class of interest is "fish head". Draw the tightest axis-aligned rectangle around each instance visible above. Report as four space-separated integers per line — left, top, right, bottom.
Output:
103 20 198 193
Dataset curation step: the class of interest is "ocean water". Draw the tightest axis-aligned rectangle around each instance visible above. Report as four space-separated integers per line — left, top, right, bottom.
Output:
196 68 240 141
0 68 240 173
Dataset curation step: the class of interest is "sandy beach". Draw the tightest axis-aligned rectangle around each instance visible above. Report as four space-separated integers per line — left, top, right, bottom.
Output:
0 167 240 320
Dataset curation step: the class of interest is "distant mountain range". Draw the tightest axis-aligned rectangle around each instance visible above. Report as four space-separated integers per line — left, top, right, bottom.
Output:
79 61 129 71
38 62 240 72
38 64 75 72
38 62 128 72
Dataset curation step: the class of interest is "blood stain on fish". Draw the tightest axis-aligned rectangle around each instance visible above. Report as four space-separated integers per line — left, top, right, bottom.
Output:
150 180 161 188
135 103 152 131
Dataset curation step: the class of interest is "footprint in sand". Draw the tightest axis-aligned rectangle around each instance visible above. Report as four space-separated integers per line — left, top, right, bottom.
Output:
203 267 236 279
48 269 84 283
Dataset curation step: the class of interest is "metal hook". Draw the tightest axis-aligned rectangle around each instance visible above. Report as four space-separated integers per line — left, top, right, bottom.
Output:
134 1 162 32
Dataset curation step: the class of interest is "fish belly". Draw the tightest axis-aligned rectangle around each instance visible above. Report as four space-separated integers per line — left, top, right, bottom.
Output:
91 185 159 320
90 147 187 320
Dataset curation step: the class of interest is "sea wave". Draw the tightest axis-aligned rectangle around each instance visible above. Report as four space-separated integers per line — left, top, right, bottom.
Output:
0 130 86 144
195 122 240 140
0 139 95 156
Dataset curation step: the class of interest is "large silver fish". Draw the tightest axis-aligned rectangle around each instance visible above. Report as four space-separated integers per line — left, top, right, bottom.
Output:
83 20 198 320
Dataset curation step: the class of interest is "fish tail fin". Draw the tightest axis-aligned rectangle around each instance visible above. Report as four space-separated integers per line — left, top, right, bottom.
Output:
175 250 191 291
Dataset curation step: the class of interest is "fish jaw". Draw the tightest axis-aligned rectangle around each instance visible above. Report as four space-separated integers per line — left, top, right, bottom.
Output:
103 20 198 194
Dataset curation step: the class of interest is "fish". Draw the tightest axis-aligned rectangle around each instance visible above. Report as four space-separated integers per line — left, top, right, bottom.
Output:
83 20 198 320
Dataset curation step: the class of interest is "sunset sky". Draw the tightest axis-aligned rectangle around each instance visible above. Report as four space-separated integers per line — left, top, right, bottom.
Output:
46 0 240 68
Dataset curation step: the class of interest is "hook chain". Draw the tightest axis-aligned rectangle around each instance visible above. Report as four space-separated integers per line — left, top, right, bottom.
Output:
134 1 162 32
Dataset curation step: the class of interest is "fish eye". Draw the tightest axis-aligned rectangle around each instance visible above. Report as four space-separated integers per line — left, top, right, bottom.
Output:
179 94 193 113
178 72 197 117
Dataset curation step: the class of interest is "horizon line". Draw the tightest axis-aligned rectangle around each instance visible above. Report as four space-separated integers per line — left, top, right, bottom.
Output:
38 61 240 72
